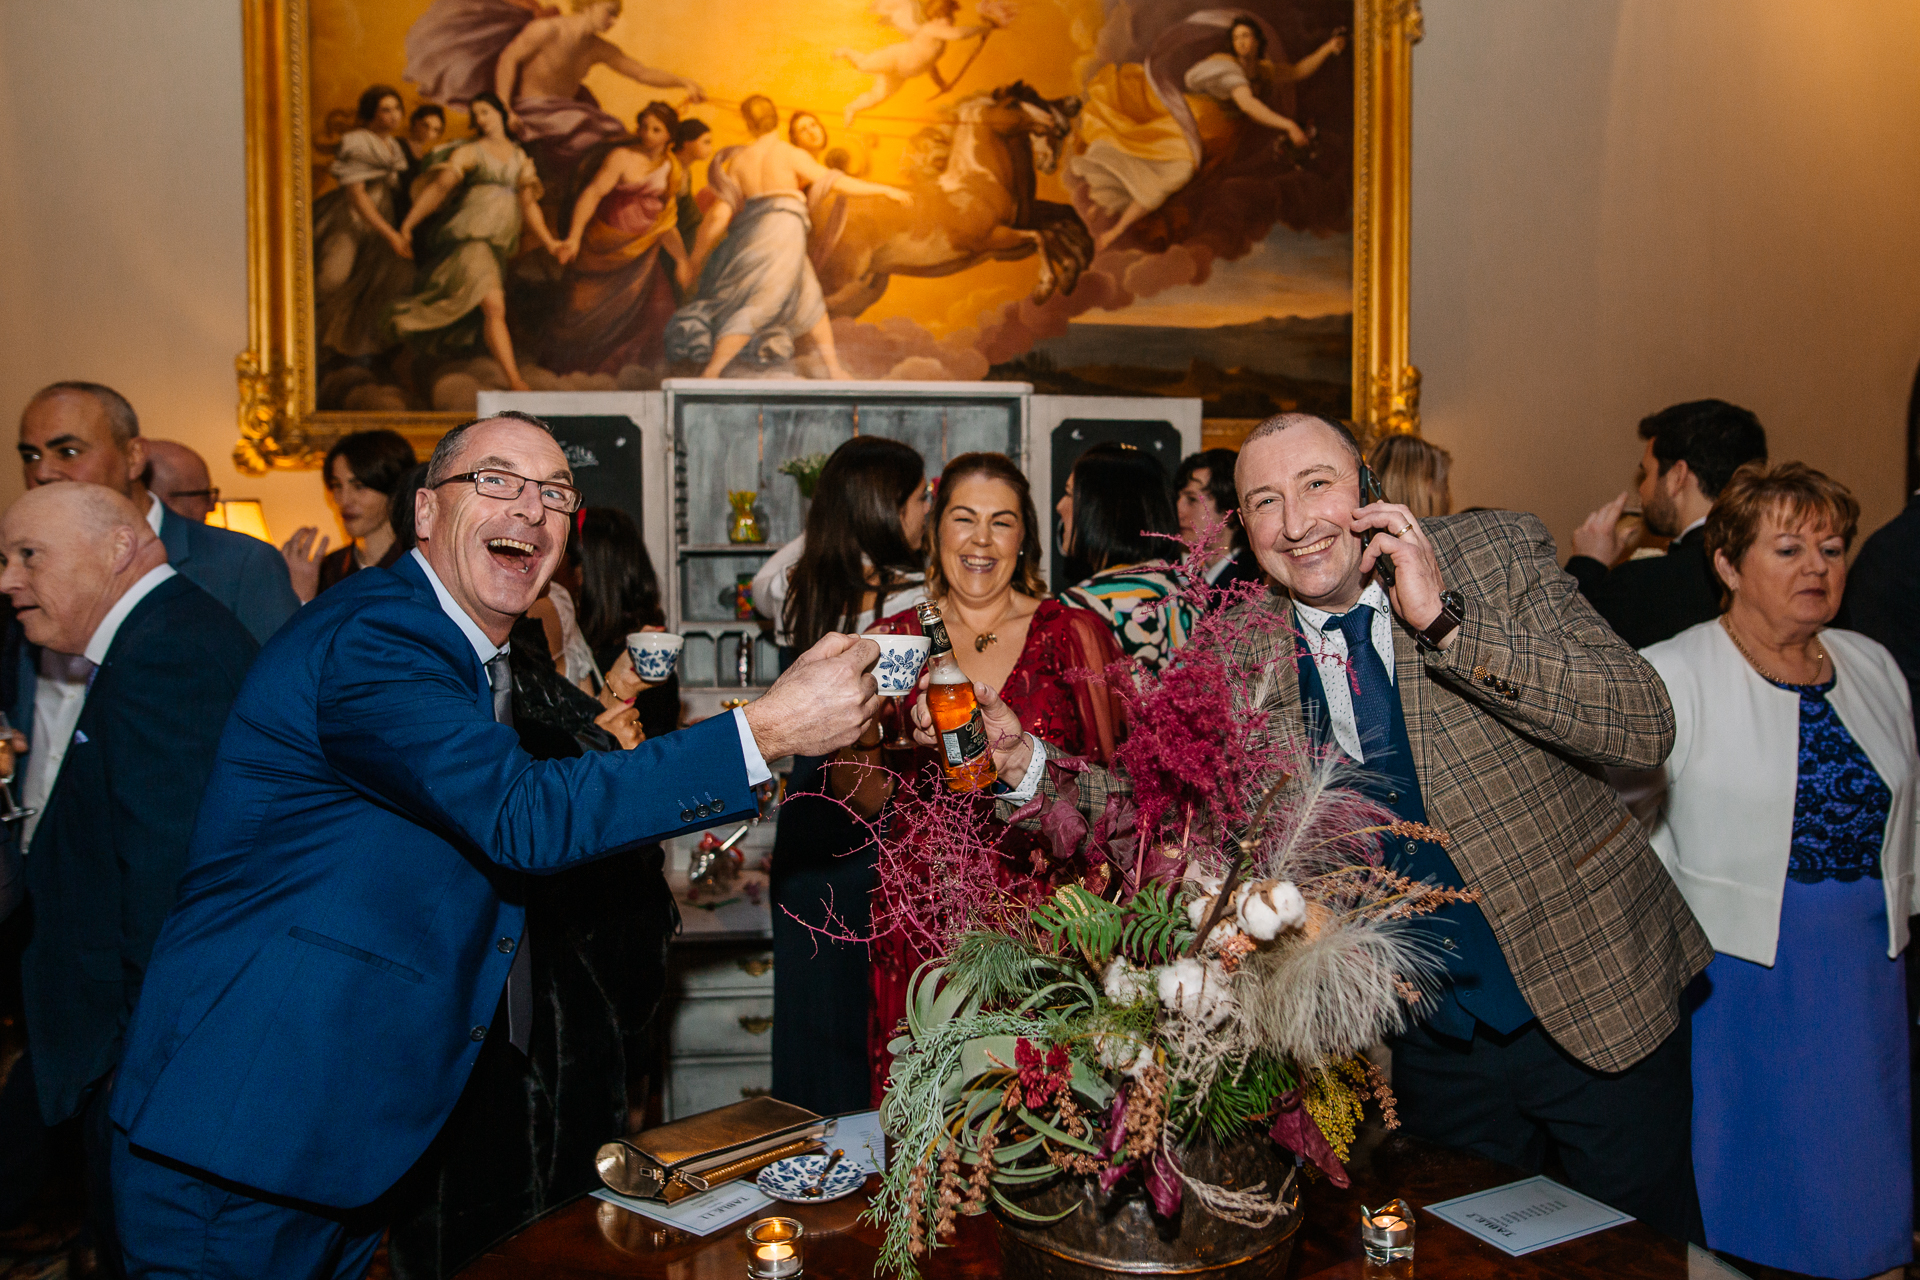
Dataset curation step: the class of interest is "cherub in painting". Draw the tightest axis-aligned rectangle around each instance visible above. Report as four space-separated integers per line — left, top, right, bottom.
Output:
834 0 1015 126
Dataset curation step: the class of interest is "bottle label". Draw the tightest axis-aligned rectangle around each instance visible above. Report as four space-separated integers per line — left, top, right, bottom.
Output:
923 619 953 657
940 712 989 767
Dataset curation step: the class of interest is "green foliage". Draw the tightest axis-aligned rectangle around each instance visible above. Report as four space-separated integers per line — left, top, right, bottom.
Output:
1030 880 1195 970
1171 1051 1295 1146
945 932 1052 1006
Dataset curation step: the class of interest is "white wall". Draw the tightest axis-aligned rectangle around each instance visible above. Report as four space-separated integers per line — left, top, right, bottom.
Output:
1415 0 1920 548
4 0 1918 551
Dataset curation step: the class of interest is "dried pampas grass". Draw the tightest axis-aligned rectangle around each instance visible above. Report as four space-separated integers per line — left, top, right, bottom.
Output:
1239 913 1441 1064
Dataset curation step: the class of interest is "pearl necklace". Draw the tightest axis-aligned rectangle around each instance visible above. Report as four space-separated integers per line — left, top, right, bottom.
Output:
1721 616 1828 686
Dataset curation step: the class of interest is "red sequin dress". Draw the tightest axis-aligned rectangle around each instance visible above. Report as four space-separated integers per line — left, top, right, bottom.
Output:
865 598 1123 1102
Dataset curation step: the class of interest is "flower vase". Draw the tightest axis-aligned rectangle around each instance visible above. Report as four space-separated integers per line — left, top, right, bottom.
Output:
992 1136 1302 1280
727 490 766 544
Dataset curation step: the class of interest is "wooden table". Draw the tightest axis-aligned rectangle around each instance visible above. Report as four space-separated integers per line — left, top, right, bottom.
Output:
458 1130 1700 1279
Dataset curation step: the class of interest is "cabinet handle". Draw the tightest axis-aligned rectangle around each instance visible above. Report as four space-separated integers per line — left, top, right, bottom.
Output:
737 956 773 978
720 697 752 711
741 1086 772 1098
739 1015 774 1035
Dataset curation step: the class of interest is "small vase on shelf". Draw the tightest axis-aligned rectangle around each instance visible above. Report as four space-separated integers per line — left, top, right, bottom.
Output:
727 490 766 544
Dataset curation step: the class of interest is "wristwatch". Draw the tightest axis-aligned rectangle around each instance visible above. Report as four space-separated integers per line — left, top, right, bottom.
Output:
1413 590 1466 653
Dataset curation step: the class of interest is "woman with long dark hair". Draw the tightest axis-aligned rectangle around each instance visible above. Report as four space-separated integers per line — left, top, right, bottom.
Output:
279 428 418 602
1057 443 1194 670
766 436 930 1115
864 452 1124 1100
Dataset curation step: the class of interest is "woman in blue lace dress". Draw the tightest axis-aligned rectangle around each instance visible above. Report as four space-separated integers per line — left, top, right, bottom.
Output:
1640 462 1917 1277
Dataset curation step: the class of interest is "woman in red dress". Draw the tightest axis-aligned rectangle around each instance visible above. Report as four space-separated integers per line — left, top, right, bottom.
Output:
864 452 1124 1101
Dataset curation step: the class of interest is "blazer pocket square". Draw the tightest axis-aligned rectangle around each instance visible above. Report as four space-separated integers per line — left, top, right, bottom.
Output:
71 730 88 745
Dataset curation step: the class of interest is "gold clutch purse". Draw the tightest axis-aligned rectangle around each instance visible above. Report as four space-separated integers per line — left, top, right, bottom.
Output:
595 1097 829 1203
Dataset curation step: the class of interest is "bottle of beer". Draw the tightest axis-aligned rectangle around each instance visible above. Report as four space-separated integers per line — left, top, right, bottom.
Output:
917 601 997 793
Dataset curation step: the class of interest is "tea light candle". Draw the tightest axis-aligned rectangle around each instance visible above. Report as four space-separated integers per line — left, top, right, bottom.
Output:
1359 1198 1415 1262
745 1216 805 1278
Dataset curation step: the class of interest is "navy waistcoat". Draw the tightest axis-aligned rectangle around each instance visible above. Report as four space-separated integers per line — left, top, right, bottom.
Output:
1294 611 1533 1040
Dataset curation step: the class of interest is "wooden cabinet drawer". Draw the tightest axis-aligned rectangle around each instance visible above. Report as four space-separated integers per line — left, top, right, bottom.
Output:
669 994 775 1055
672 949 775 996
666 1055 773 1120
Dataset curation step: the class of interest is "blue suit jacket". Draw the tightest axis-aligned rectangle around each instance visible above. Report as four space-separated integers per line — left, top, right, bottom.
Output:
22 576 257 1125
111 554 753 1207
157 504 300 646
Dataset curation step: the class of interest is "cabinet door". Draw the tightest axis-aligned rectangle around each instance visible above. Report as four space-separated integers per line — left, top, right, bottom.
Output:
1029 395 1202 592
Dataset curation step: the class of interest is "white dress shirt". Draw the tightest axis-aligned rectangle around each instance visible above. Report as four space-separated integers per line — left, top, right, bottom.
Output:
409 550 770 784
1289 581 1396 764
21 563 178 845
145 492 165 536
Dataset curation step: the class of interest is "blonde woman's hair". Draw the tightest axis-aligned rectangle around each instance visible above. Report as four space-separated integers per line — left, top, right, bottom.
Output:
1367 434 1453 518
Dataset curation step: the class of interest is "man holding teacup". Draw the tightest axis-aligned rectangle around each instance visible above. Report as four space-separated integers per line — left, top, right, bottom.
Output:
108 411 884 1280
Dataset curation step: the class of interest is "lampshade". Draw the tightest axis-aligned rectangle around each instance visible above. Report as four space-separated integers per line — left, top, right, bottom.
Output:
206 499 272 544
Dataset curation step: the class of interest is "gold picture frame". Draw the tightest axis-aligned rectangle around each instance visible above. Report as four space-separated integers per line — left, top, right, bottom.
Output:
233 0 1421 473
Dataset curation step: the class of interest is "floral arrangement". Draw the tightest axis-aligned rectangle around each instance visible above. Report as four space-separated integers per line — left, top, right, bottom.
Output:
863 523 1478 1277
777 452 831 499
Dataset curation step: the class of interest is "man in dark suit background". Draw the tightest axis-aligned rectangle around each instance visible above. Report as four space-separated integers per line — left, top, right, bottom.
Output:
1174 448 1266 590
1564 399 1767 649
0 483 256 1277
1840 487 1920 723
109 412 881 1279
15 382 298 646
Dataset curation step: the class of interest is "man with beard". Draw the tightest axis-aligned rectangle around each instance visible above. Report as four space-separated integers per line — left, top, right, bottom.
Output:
108 412 882 1278
1567 400 1768 649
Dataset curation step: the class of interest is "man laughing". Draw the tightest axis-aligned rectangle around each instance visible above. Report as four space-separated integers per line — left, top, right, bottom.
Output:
107 412 883 1279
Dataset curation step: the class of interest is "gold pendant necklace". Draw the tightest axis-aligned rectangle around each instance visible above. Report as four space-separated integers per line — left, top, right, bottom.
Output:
1721 616 1827 685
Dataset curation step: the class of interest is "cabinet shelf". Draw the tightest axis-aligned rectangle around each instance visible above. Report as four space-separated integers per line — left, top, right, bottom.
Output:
679 543 784 556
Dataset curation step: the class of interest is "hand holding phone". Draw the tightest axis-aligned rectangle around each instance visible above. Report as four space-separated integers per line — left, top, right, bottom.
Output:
1357 465 1396 587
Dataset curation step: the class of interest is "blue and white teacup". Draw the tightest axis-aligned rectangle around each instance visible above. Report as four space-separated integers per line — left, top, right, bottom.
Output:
869 634 932 697
626 631 684 683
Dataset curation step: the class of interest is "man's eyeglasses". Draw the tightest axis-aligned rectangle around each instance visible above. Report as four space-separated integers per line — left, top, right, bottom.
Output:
170 488 221 502
434 469 582 514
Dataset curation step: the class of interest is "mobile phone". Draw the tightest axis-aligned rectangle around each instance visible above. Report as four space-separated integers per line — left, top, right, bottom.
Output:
1357 464 1395 587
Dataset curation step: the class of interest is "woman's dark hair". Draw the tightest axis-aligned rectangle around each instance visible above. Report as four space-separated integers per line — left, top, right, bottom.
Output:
1068 444 1178 572
636 100 680 140
1174 448 1244 549
387 462 430 552
1228 18 1268 58
784 437 925 650
468 91 508 133
674 118 712 148
575 507 666 669
926 452 1048 600
409 103 446 128
356 85 402 125
323 429 418 497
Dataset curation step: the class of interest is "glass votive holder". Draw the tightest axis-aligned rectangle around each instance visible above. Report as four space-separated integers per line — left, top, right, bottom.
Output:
1359 1198 1415 1262
746 1216 805 1278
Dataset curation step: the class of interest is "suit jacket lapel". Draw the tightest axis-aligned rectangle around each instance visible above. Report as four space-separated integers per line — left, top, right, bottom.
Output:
1393 622 1433 800
158 503 191 568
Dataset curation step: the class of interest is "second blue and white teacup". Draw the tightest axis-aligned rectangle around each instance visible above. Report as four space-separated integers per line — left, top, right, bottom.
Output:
626 631 685 683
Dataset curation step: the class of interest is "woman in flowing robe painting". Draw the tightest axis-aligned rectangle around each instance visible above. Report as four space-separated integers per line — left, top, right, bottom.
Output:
389 92 560 391
312 86 416 359
543 101 692 377
1070 11 1346 252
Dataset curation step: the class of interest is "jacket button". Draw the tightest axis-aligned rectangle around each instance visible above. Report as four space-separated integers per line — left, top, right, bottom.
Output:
680 808 695 823
470 1025 487 1042
696 803 711 818
496 937 515 954
1386 791 1400 805
1404 841 1417 854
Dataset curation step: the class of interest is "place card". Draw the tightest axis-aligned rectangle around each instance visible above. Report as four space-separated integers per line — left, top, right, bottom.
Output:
1423 1175 1632 1256
593 1180 774 1237
830 1108 888 1174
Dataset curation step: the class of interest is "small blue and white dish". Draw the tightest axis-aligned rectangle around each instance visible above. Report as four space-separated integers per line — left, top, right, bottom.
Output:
756 1152 868 1203
870 636 932 696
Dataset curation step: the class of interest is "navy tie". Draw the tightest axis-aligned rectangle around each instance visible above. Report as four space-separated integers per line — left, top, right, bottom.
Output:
1327 605 1392 763
489 652 532 1055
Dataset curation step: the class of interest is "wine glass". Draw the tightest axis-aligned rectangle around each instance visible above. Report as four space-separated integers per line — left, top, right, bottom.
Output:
0 713 36 824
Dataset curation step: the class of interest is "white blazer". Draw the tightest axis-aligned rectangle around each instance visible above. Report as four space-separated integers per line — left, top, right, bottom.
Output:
1637 621 1920 965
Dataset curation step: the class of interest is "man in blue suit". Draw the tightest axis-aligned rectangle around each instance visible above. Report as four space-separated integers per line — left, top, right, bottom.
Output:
16 381 299 646
0 483 257 1277
109 411 882 1278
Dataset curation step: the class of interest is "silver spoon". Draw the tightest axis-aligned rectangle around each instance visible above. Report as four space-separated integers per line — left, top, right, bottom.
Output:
803 1149 846 1197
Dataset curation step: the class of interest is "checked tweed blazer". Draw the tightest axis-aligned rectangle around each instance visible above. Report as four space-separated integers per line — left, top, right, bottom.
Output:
1016 509 1712 1074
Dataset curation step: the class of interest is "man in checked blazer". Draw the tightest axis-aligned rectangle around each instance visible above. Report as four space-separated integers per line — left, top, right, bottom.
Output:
928 413 1712 1242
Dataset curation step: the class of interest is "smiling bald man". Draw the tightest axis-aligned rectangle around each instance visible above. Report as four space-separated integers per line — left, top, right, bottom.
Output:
108 411 884 1279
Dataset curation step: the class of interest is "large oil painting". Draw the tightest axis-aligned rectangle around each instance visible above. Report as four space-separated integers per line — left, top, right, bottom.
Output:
236 0 1418 468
